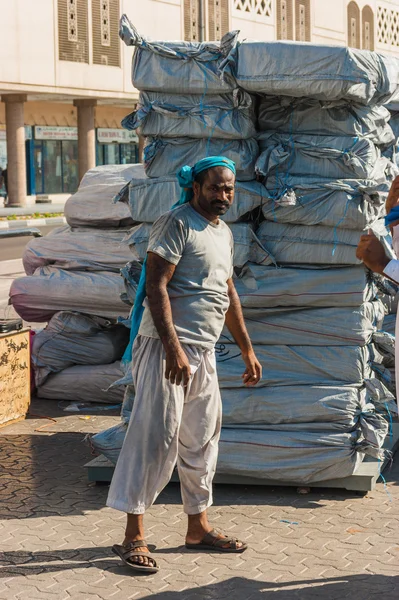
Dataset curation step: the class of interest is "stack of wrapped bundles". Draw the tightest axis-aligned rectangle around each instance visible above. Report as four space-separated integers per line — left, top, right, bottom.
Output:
119 15 260 182
92 22 399 482
9 164 146 403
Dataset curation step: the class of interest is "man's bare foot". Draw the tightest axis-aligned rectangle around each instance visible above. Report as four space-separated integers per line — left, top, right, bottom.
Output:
185 510 245 550
121 537 155 567
122 513 156 567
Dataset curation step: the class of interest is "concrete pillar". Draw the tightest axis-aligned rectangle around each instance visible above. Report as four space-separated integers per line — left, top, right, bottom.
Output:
1 94 27 207
73 99 97 182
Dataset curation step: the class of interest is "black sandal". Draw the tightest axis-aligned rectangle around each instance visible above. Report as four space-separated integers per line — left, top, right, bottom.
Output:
112 539 159 573
185 529 248 553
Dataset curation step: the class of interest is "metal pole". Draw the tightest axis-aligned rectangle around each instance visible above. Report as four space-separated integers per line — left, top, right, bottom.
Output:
199 0 206 42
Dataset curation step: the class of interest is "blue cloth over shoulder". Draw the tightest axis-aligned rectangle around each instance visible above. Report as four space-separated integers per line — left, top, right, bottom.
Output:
385 206 399 227
122 155 236 365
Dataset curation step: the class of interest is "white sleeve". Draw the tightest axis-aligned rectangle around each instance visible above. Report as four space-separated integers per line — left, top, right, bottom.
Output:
383 259 399 284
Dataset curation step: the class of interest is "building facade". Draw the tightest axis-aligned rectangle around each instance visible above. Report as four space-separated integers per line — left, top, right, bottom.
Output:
1 0 399 205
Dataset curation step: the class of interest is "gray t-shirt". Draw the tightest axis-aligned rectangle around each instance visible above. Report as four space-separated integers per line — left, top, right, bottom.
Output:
139 203 234 349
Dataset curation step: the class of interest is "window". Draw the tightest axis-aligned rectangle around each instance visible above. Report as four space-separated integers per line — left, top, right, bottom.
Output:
277 0 293 40
208 0 230 41
347 1 360 48
295 0 310 42
184 0 200 41
58 0 89 63
362 5 374 50
92 0 120 66
233 0 272 18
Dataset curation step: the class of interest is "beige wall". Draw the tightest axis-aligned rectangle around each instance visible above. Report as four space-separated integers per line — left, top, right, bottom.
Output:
0 0 182 101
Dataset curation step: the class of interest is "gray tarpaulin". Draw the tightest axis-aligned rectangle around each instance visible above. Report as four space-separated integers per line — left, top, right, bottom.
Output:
10 268 130 322
256 221 361 265
223 41 399 104
216 429 364 482
123 90 256 140
64 164 143 228
23 226 133 274
215 344 373 388
143 136 258 180
220 302 385 346
234 264 376 308
258 96 394 146
261 176 387 230
120 14 237 93
32 312 129 387
37 362 125 404
256 133 390 181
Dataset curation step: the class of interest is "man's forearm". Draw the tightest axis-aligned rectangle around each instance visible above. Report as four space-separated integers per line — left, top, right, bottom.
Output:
225 281 253 355
147 284 182 353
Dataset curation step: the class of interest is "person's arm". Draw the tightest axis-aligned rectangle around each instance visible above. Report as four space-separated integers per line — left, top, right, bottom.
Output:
356 231 399 284
225 278 262 386
146 251 191 386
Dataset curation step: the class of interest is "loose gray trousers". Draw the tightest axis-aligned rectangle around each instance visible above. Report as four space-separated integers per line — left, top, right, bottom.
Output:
106 335 222 515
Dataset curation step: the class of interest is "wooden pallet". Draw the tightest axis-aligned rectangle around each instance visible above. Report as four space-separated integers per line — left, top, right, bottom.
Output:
85 423 399 493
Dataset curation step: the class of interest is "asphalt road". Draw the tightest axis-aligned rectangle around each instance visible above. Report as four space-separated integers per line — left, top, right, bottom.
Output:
0 225 56 261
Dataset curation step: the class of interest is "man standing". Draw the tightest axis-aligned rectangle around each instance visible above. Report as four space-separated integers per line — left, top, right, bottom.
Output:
107 157 262 573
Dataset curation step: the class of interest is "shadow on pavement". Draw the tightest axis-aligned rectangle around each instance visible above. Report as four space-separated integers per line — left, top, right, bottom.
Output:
0 549 397 600
0 427 373 521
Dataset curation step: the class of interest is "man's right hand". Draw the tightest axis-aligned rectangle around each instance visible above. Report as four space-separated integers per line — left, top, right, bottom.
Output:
386 175 399 214
165 348 191 386
356 231 390 274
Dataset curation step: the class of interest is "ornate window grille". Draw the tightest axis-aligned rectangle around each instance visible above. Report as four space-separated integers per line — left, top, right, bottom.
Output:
100 0 111 47
377 5 398 46
67 0 78 42
233 0 272 18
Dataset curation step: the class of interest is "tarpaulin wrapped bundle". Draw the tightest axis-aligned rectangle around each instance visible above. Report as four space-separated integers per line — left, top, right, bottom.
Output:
234 264 376 308
116 176 265 224
221 302 385 346
256 133 389 182
9 268 131 322
258 96 394 146
223 41 399 104
123 90 256 140
217 429 365 483
31 312 130 387
215 343 374 389
144 136 258 180
120 14 238 94
36 361 125 404
64 164 144 228
220 384 390 430
261 176 387 230
125 222 275 268
22 226 133 274
256 221 362 266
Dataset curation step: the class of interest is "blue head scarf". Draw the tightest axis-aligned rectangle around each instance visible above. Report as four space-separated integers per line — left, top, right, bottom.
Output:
122 156 236 365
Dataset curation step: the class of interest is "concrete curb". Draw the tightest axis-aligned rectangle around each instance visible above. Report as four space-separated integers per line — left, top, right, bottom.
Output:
0 216 67 229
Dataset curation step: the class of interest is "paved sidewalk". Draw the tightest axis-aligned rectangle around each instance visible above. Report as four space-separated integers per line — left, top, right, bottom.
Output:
0 398 398 600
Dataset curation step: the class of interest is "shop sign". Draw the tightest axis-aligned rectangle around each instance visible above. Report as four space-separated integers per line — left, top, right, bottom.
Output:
97 128 139 144
34 126 78 141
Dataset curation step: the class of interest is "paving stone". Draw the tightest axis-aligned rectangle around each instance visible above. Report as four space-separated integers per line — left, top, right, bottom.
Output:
0 398 398 600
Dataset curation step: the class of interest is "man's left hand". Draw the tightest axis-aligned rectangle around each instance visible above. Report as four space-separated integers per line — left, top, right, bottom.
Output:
356 231 390 274
241 350 262 386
